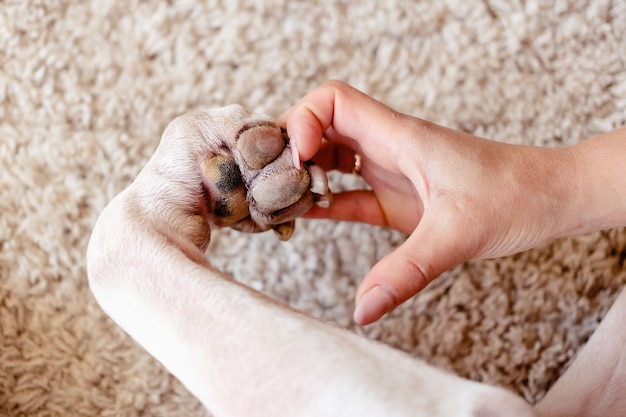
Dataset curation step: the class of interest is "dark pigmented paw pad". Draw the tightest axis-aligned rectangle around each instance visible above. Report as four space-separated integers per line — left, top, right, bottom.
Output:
201 155 249 227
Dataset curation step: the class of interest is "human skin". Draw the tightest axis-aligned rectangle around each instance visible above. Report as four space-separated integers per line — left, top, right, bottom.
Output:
87 105 538 417
278 80 626 325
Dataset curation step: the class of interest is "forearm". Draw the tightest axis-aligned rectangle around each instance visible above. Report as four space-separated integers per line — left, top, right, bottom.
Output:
557 127 626 238
89 190 531 417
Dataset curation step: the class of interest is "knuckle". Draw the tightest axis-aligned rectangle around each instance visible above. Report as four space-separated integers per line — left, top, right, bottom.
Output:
402 256 432 293
322 79 347 90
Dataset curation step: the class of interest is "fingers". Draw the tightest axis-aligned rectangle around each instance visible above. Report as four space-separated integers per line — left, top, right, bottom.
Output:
353 213 469 325
308 139 359 174
278 80 402 167
303 190 388 227
280 104 326 169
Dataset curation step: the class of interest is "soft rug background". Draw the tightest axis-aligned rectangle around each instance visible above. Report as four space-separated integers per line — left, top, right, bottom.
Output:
1 1 625 415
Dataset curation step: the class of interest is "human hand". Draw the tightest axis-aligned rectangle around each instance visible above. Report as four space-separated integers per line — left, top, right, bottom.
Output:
279 81 577 325
88 104 539 417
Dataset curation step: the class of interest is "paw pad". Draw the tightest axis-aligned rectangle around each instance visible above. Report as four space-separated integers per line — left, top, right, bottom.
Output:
201 155 249 227
249 150 312 214
237 124 286 170
198 112 332 240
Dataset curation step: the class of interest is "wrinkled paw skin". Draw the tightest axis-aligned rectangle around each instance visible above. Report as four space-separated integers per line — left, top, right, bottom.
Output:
198 113 332 240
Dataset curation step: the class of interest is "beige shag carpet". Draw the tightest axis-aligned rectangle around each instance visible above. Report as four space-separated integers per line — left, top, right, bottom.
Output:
1 1 626 416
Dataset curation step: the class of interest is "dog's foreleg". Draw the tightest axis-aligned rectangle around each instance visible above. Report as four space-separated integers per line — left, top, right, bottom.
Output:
88 105 537 417
87 190 536 417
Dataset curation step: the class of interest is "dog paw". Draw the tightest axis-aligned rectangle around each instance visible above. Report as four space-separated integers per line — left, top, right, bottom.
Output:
193 109 331 240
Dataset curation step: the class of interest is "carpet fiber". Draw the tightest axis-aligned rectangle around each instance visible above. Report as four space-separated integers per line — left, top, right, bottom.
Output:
1 1 626 415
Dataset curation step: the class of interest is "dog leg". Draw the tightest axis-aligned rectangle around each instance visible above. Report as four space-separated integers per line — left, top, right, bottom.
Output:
87 106 536 417
534 286 626 417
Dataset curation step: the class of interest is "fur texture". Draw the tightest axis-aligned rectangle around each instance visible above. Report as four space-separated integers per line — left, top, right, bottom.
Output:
1 1 625 416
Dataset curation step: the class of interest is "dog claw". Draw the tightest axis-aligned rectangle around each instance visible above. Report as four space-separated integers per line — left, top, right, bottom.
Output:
272 220 295 241
308 163 333 208
308 164 328 195
315 193 333 208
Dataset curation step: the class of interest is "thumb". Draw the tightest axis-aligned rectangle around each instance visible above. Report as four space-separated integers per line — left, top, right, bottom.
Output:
353 215 468 325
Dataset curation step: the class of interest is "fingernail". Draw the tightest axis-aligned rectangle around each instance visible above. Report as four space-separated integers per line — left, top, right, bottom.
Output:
290 139 302 170
353 286 396 325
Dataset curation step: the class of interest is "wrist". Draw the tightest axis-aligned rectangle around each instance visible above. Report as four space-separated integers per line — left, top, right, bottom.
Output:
532 146 585 240
508 145 582 244
559 128 626 236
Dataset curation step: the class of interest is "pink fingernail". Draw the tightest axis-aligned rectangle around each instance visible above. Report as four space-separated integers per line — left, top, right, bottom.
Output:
290 140 302 170
353 286 395 325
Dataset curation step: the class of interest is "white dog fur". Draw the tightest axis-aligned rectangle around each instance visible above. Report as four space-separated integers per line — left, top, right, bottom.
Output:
87 106 625 417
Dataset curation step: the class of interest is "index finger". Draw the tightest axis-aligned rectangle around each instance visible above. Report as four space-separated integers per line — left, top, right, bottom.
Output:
277 80 400 166
310 139 359 174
